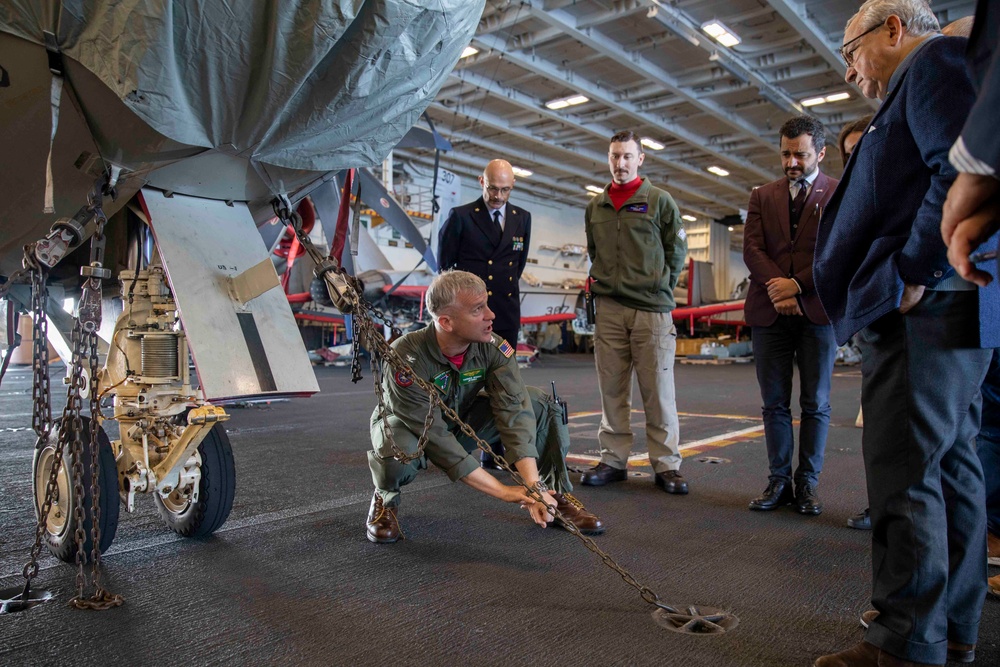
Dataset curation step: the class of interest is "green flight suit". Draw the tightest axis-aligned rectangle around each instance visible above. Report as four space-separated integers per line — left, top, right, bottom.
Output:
368 326 573 507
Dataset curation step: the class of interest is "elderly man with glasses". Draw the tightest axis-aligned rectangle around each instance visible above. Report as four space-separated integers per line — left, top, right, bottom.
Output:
812 1 997 666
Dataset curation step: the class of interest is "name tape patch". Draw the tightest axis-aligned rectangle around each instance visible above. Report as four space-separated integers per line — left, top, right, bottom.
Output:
460 368 485 385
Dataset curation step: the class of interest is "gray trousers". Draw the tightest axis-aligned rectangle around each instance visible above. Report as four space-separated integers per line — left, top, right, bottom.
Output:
858 291 991 664
369 386 572 507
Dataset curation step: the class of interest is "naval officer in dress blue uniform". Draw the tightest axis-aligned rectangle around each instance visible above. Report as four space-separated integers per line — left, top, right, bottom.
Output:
438 159 532 350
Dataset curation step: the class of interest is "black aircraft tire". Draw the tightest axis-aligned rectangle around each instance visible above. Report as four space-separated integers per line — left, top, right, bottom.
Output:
32 418 120 563
153 422 235 537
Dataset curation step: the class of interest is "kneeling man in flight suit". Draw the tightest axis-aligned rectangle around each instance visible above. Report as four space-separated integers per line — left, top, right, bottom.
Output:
365 270 605 543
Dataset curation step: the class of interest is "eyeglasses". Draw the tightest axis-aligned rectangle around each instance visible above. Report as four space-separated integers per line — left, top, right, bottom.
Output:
839 19 903 67
485 186 512 196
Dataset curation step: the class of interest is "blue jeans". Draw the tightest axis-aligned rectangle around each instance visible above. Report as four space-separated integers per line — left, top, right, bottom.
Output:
752 316 837 487
979 348 1000 537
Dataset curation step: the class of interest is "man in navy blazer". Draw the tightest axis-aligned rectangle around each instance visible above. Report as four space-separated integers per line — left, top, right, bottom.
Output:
438 159 531 350
813 2 995 666
743 115 839 517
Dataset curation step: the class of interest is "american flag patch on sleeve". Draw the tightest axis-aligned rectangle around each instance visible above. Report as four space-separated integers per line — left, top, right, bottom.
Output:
498 339 515 358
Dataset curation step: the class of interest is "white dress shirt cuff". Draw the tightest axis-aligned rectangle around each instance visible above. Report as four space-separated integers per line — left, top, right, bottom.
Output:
949 137 996 177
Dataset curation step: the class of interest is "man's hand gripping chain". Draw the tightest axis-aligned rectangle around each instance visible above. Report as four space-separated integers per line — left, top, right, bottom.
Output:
276 204 693 618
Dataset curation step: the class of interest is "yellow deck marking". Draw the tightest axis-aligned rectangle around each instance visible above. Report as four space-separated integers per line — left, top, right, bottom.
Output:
566 424 765 466
568 410 761 422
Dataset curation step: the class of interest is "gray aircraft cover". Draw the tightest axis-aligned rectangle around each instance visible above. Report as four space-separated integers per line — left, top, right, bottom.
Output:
0 0 483 172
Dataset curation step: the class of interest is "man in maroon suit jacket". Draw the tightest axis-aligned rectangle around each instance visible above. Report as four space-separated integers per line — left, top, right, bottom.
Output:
743 115 839 517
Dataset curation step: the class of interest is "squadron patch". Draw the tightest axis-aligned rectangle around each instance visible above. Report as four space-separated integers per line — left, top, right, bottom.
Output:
393 370 413 388
432 370 451 393
625 203 648 213
677 228 687 241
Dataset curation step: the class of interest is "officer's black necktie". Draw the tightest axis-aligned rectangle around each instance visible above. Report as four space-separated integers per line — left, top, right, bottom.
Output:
790 178 808 239
493 209 502 229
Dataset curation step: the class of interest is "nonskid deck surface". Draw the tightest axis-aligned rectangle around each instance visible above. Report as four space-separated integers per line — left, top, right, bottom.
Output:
1 356 997 666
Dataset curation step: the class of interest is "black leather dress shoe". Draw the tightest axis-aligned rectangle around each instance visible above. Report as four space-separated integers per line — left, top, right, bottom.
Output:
847 507 871 530
480 455 504 470
366 492 401 543
795 484 823 515
654 470 689 494
946 642 976 663
480 443 505 470
748 479 794 511
580 462 627 486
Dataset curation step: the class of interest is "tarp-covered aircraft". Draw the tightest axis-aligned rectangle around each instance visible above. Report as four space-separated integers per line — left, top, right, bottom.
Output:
0 0 483 563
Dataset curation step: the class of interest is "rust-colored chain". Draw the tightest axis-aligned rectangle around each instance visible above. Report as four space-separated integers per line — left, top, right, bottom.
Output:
340 272 676 614
19 258 63 600
73 325 121 610
17 184 121 611
279 201 674 611
62 322 90 603
29 256 51 440
69 204 122 611
366 315 435 465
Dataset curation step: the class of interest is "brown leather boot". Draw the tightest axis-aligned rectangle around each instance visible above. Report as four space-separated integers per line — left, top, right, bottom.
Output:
366 492 401 544
552 492 605 535
813 641 942 667
859 611 975 663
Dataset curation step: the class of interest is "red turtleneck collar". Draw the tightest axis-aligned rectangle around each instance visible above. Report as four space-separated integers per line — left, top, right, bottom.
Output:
608 177 643 210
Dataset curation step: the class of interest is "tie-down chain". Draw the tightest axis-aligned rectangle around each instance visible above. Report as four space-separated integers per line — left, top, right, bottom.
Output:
276 200 737 634
3 178 123 613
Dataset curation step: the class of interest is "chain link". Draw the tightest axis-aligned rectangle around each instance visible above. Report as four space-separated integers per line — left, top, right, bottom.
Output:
30 257 51 440
17 187 122 611
18 255 59 602
278 205 676 614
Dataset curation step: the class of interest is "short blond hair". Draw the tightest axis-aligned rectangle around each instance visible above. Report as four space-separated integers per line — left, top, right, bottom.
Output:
426 270 486 319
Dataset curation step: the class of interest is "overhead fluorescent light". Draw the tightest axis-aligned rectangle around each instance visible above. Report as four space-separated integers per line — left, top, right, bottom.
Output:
512 167 532 178
461 46 478 59
682 214 697 222
641 137 665 151
586 185 604 194
701 20 741 48
545 94 589 110
707 166 730 177
801 91 852 107
728 226 735 231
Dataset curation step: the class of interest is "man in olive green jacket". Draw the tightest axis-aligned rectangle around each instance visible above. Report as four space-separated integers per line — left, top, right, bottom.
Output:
581 130 689 494
366 270 604 543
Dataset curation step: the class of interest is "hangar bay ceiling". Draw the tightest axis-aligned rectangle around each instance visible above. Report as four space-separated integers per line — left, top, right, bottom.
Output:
393 0 976 221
